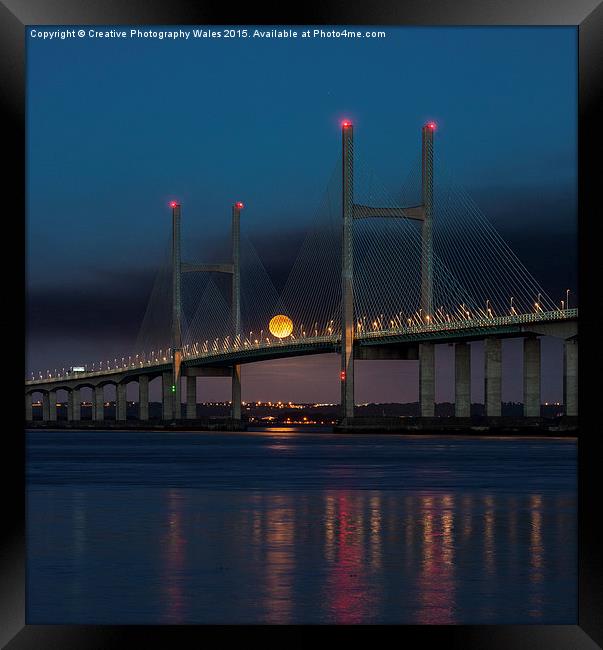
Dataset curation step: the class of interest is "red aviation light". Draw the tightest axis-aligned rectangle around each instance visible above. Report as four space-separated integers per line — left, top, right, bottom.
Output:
235 201 244 209
342 120 352 129
169 201 180 208
425 121 437 130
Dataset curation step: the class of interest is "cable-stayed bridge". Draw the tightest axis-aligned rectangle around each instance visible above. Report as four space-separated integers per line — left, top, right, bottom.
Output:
25 121 578 425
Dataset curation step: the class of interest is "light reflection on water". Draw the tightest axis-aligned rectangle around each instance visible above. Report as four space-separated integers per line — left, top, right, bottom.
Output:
27 430 576 624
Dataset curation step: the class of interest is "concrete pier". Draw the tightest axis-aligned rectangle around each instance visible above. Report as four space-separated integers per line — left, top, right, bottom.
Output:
186 375 196 419
48 390 57 421
93 385 104 421
139 375 149 421
232 365 241 420
563 338 578 417
116 383 127 422
484 338 502 417
523 337 541 417
455 342 471 417
68 388 80 421
419 342 435 417
162 371 174 420
25 394 33 421
42 392 50 421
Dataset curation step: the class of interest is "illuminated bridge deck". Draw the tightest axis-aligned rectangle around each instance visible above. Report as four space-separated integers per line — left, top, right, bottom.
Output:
26 309 577 388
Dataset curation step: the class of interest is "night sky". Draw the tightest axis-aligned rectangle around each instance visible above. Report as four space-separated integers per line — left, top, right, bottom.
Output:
26 26 577 403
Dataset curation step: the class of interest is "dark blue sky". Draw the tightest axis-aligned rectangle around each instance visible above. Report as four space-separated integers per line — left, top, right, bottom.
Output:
26 26 577 402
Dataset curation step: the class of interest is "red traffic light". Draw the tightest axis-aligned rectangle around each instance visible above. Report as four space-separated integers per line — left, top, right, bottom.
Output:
340 370 346 381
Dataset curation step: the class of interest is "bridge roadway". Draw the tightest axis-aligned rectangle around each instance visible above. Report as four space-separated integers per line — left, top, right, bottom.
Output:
25 309 578 424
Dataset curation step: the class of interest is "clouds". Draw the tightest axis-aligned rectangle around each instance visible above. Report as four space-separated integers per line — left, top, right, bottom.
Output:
26 267 155 339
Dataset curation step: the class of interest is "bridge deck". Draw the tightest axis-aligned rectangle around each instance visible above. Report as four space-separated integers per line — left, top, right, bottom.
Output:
25 309 577 388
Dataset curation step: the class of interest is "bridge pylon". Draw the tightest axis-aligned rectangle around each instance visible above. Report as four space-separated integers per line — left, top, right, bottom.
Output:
177 201 243 422
170 200 182 421
231 202 243 420
421 122 435 317
339 121 435 421
341 121 355 421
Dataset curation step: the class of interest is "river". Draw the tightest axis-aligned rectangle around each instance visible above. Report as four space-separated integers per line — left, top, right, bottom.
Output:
26 429 577 624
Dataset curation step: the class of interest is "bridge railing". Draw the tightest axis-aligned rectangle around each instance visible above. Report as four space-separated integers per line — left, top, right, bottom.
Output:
357 308 578 341
25 308 577 386
183 333 337 362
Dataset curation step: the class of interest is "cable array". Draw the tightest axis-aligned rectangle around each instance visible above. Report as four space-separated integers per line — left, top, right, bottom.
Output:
29 132 573 381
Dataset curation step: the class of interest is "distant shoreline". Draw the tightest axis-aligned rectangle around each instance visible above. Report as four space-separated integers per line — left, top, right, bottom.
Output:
25 418 578 437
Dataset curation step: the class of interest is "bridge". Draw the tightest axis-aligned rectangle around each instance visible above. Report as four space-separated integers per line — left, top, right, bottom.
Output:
25 121 578 426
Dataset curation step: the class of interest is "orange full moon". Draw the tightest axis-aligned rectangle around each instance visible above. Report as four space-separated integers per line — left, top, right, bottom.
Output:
269 314 293 339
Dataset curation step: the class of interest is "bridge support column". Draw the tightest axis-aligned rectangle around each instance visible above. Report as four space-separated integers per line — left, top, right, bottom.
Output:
186 375 196 419
421 122 434 317
25 394 33 421
138 375 149 421
68 388 80 422
116 383 127 422
523 337 541 417
170 200 183 421
455 342 471 417
42 392 50 421
484 338 502 417
341 120 355 422
231 201 242 422
48 390 57 422
93 385 104 421
563 338 578 417
162 371 174 421
419 342 435 417
232 365 241 420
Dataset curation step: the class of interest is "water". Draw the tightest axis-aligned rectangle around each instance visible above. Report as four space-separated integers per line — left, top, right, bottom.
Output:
26 429 577 624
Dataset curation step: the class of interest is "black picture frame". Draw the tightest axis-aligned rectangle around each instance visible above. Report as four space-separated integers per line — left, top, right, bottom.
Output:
3 1 601 647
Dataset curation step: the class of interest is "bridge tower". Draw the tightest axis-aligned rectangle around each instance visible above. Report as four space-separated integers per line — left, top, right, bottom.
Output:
421 122 435 316
176 201 243 422
231 202 243 420
170 200 182 420
339 121 435 421
341 121 355 421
